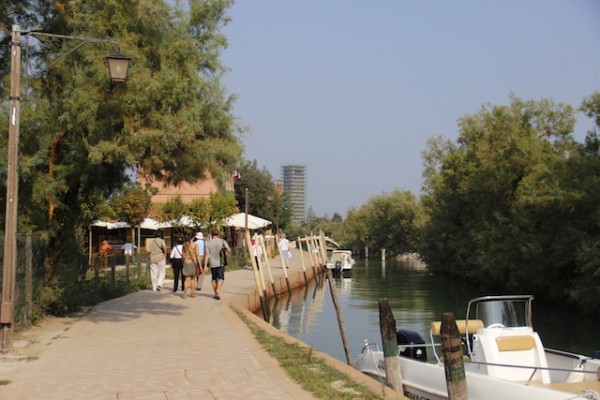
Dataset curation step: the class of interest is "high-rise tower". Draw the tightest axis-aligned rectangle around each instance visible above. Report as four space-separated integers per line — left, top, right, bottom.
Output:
281 164 306 223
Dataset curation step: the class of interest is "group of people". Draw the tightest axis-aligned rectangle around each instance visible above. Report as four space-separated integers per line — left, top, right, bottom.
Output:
147 229 231 300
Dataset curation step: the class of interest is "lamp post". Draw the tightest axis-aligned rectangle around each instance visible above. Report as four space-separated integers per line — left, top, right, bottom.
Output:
0 25 130 353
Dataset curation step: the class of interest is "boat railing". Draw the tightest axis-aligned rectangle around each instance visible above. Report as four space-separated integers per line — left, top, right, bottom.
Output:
396 342 598 385
465 360 599 385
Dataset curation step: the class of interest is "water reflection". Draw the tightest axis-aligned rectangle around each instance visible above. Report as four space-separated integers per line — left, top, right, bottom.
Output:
259 259 598 363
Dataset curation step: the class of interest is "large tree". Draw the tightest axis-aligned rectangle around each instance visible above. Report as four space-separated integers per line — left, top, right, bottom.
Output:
418 95 600 311
1 1 241 297
233 159 290 230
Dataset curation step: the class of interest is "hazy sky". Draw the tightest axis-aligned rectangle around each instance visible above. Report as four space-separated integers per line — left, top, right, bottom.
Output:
221 1 600 218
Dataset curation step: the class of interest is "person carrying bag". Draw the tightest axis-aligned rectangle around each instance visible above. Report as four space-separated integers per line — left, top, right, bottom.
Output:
181 232 201 298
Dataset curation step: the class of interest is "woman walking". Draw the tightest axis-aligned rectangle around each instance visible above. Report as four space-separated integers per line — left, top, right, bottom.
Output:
182 232 201 298
169 236 185 292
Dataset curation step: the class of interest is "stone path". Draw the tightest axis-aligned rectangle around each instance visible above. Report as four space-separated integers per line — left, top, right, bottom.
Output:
0 256 317 400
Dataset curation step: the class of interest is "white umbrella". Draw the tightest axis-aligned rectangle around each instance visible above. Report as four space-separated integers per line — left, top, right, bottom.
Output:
138 218 170 230
91 220 131 229
224 212 271 230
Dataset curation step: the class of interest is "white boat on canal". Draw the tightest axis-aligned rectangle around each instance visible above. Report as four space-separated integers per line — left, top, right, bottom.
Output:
353 294 600 400
326 250 355 273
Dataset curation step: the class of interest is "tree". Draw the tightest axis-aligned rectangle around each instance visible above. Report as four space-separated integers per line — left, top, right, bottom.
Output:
344 189 422 256
158 194 188 236
233 159 280 221
207 191 237 232
419 95 587 303
566 92 600 313
1 1 241 305
110 183 154 259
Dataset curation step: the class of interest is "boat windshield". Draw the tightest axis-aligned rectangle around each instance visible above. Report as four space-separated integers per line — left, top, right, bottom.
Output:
474 298 531 328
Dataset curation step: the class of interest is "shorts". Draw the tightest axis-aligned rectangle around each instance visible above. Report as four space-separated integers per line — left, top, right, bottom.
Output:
210 266 225 282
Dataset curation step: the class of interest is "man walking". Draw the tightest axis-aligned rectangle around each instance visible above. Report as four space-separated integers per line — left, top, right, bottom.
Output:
205 229 230 300
147 230 167 292
194 232 207 290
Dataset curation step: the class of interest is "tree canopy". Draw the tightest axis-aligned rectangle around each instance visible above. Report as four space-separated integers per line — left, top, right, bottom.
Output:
418 94 600 313
233 159 291 232
1 1 241 291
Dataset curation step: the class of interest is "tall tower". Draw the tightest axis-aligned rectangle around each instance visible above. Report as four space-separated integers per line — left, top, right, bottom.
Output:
281 164 306 223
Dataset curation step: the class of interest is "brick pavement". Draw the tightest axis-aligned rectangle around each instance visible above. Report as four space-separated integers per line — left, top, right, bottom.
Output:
0 253 318 400
0 249 406 400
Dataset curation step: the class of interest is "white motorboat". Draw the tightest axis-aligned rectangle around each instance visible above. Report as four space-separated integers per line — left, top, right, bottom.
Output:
326 250 355 272
353 295 600 400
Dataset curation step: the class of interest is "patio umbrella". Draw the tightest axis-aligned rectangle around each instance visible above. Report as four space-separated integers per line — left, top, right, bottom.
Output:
224 212 271 230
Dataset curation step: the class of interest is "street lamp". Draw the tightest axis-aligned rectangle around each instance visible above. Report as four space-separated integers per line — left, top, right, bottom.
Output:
106 54 131 82
0 25 130 352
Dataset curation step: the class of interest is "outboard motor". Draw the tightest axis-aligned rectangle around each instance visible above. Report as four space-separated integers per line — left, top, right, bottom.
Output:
334 260 342 271
396 329 427 362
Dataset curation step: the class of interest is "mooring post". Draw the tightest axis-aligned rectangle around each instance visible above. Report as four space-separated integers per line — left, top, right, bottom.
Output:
326 268 352 365
441 312 468 400
297 236 308 285
246 230 269 319
379 298 404 393
277 234 292 294
258 234 279 300
125 253 130 282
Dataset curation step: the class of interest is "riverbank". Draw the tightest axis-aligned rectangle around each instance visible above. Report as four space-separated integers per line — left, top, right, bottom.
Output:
0 250 406 399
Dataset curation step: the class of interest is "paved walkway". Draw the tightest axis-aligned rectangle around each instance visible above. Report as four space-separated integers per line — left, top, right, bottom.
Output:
0 252 319 400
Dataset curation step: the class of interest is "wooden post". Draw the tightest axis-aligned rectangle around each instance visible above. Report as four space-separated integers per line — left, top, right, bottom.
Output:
258 235 279 299
24 233 32 326
297 237 308 285
326 269 352 365
277 235 292 294
305 236 320 285
253 234 268 297
319 230 328 266
309 233 319 264
125 254 130 282
379 298 404 392
94 253 100 290
246 230 269 319
441 312 468 400
109 251 116 286
258 235 279 300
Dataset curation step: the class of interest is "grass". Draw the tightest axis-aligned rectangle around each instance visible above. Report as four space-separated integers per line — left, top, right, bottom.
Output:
0 380 11 386
235 309 383 400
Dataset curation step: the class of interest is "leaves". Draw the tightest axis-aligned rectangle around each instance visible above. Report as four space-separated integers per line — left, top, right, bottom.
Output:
1 0 241 286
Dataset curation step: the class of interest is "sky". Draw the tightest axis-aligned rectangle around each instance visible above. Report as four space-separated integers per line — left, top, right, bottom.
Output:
220 1 600 218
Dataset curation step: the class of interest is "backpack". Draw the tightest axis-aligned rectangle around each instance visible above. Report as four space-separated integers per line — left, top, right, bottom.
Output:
219 244 228 267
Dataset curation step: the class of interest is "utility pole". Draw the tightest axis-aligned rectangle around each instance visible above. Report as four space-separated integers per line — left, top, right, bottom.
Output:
1 25 22 353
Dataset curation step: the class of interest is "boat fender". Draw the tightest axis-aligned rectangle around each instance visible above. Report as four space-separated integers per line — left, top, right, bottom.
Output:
396 329 427 362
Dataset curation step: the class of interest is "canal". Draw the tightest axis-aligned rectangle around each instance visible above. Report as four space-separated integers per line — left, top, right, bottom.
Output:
263 259 598 364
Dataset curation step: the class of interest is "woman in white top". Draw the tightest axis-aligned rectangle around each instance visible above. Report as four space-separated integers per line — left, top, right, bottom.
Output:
169 236 185 292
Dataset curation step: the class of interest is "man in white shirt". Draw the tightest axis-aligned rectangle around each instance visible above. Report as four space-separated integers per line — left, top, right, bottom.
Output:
194 232 208 290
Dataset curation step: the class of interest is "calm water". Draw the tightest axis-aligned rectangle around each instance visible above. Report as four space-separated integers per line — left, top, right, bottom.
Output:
263 259 598 363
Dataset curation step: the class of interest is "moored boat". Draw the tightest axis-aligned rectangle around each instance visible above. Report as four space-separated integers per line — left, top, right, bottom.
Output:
353 295 600 400
326 250 355 272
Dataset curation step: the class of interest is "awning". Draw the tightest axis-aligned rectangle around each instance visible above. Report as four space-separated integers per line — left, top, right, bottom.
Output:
224 212 271 230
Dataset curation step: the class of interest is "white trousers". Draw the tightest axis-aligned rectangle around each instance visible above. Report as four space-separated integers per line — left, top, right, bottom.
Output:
196 270 206 289
150 259 166 291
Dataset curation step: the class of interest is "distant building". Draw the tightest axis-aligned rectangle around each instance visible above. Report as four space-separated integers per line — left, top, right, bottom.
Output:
281 164 306 223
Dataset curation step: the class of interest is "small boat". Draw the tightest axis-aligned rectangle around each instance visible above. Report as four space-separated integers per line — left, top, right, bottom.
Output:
353 295 600 400
326 250 355 272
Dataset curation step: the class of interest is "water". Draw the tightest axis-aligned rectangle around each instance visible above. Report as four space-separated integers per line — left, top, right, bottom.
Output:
263 259 599 363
